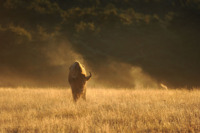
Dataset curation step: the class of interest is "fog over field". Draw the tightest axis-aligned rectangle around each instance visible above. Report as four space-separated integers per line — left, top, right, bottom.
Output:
0 0 200 88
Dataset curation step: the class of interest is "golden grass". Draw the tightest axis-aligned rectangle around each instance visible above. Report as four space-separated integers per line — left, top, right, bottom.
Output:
0 88 200 133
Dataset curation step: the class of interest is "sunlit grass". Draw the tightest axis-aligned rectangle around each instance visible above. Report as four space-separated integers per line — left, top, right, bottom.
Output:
0 88 200 132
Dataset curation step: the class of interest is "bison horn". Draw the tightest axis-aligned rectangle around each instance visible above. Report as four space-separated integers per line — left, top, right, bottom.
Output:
86 72 92 81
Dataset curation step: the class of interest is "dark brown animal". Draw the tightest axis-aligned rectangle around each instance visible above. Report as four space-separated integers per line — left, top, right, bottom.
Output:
68 61 92 102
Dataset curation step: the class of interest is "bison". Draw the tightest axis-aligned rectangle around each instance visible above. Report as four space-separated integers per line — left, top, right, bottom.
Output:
68 61 92 102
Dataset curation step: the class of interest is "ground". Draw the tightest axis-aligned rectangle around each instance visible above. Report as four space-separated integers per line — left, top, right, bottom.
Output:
0 88 200 132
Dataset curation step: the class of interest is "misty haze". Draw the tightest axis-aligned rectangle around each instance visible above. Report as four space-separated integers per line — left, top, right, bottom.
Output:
0 0 200 88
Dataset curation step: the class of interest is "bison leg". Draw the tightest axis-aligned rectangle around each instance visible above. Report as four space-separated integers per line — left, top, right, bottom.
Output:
82 93 86 100
72 93 80 102
82 89 86 101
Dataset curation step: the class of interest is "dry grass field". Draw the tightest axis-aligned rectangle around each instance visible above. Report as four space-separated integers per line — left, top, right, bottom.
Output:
0 88 200 133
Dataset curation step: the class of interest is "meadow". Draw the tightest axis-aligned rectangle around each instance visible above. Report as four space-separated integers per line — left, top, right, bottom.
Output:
0 88 200 133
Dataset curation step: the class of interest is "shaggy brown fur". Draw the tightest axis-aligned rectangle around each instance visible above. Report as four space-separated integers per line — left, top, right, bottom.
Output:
68 62 92 102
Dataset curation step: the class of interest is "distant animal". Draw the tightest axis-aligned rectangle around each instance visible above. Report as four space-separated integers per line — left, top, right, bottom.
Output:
68 61 92 102
160 83 168 90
